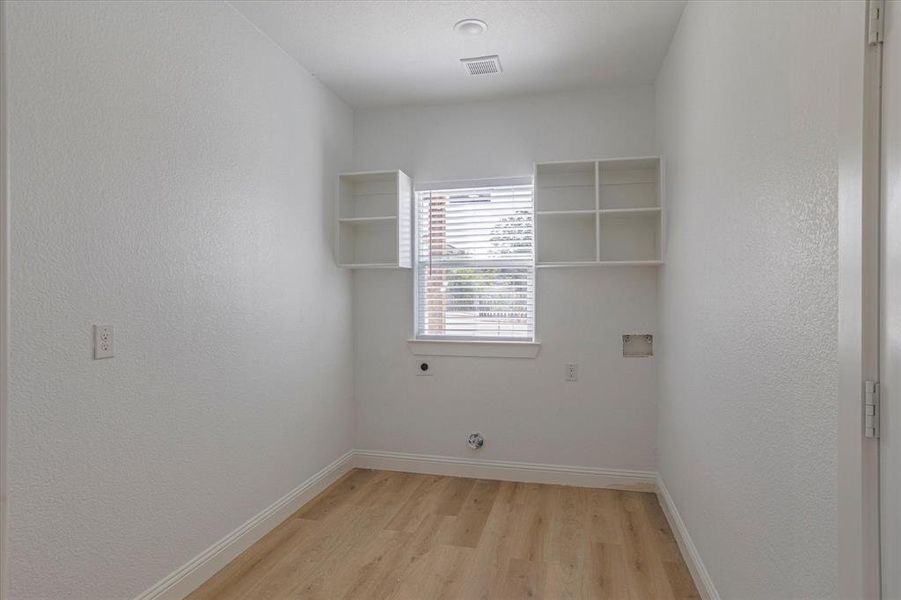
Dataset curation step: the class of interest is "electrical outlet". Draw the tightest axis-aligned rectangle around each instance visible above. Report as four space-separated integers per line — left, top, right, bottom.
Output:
93 324 114 359
565 362 578 382
416 360 433 376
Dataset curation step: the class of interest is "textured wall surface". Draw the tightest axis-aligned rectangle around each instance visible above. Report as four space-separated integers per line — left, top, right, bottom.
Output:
655 2 839 597
6 2 353 598
352 89 659 470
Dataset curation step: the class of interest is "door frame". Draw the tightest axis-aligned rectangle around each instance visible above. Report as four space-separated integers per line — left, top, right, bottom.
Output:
838 1 883 598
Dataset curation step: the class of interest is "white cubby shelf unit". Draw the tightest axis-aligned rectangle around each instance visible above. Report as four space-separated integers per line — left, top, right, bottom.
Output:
336 170 412 269
534 157 664 267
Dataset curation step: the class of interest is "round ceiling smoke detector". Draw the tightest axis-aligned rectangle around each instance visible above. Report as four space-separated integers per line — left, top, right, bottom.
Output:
454 19 487 35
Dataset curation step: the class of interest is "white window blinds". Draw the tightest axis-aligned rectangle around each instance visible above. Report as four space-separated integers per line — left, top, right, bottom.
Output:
415 182 535 341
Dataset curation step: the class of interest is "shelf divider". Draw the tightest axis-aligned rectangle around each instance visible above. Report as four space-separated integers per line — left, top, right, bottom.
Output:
595 161 601 262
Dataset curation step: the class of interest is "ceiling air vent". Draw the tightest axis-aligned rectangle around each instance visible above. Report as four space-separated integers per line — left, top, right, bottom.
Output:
461 55 502 75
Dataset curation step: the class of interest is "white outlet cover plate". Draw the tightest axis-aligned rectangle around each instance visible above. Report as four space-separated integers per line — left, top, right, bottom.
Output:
93 324 114 359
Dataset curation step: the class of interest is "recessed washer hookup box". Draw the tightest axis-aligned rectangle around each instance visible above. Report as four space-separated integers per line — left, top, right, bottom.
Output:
623 334 653 358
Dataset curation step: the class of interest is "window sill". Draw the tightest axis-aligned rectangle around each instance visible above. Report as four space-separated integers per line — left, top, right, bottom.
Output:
406 339 541 359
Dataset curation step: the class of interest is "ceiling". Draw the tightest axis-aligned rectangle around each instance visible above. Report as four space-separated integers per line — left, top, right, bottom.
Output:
230 1 686 109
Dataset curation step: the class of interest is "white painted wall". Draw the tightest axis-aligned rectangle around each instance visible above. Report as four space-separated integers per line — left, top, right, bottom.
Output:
655 2 840 598
353 88 659 471
5 2 353 598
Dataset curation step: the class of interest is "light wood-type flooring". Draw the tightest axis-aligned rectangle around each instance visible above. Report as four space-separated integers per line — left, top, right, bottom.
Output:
188 469 700 599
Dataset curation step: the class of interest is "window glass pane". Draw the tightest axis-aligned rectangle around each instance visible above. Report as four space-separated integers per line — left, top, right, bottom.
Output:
416 184 534 341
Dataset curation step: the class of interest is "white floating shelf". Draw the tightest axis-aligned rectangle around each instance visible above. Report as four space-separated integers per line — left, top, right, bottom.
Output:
537 260 664 268
536 209 597 216
534 157 664 267
599 180 658 186
336 170 412 269
335 262 400 269
338 216 398 223
537 183 595 190
598 207 661 216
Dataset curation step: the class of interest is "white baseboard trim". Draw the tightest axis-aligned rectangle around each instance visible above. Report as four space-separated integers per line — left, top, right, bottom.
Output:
354 449 656 492
656 476 720 600
133 450 354 600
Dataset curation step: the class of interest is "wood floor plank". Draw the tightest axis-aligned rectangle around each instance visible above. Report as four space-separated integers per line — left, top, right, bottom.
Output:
363 513 451 599
510 481 553 563
388 544 473 600
640 493 684 564
185 517 320 600
585 489 626 546
508 481 542 507
187 470 699 600
498 557 547 599
620 491 677 600
435 476 477 516
662 559 702 600
580 541 631 600
286 474 431 599
439 478 501 548
298 468 382 521
384 474 445 532
548 485 587 569
454 481 519 599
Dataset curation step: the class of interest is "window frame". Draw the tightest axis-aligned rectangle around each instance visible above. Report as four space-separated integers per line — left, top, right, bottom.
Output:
412 176 536 344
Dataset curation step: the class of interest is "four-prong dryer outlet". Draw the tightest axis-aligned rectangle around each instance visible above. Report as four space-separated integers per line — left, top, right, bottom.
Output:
416 360 432 376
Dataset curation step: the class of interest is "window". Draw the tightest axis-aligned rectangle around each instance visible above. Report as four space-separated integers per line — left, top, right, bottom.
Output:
415 181 535 341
